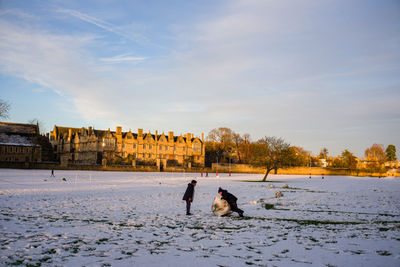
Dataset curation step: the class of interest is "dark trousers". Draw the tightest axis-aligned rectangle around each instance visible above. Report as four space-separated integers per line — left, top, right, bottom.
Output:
229 202 243 215
186 200 191 214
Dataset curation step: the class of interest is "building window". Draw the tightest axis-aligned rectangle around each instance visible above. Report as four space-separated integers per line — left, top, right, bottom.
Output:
149 145 152 150
193 144 201 152
166 146 168 151
174 146 176 151
143 144 146 149
159 145 162 150
133 144 136 148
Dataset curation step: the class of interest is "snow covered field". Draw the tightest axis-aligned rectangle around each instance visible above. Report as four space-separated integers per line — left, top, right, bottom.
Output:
0 169 399 267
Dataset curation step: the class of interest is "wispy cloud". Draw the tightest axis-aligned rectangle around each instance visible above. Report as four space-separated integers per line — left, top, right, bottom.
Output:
57 8 147 43
100 54 146 64
0 9 37 19
0 17 119 121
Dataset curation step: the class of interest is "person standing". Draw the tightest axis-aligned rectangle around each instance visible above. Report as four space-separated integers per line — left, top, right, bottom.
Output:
182 180 197 215
218 187 244 217
50 169 55 177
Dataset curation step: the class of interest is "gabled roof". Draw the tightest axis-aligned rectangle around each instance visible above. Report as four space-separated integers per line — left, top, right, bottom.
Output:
52 125 203 143
0 122 39 135
0 122 39 146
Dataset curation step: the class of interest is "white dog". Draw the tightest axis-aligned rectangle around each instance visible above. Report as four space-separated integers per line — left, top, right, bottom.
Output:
211 196 232 216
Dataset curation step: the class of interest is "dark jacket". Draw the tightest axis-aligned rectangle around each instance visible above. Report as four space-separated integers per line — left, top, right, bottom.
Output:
182 183 195 201
220 189 237 205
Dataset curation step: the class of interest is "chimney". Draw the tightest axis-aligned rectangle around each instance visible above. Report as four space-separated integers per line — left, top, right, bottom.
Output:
138 128 143 137
116 126 122 135
201 132 204 142
168 131 174 141
68 128 72 140
88 126 93 135
155 130 158 141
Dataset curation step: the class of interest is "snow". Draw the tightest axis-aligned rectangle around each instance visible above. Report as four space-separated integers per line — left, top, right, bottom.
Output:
0 169 399 266
0 133 37 146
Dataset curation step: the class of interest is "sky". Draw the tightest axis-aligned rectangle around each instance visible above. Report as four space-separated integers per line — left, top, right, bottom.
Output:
0 0 399 158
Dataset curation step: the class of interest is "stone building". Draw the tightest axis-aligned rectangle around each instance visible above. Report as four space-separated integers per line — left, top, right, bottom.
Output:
50 125 205 168
0 122 42 163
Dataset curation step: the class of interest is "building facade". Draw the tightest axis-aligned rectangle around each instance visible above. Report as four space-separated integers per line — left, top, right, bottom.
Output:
0 122 42 163
50 125 205 167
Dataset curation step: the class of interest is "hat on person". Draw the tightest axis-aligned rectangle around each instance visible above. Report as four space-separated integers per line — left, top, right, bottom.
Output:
191 180 197 184
218 187 223 193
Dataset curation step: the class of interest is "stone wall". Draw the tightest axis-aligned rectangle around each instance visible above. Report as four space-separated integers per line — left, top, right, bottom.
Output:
211 163 400 177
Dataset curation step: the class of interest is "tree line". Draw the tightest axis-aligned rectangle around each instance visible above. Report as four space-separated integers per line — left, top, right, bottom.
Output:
205 127 397 180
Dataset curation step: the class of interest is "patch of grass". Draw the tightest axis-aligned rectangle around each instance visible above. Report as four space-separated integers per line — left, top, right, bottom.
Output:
275 218 363 226
344 249 365 255
39 256 52 263
264 203 274 210
96 238 109 244
325 240 337 244
44 248 57 254
8 260 24 266
219 226 245 230
188 226 204 230
241 180 289 183
376 250 392 256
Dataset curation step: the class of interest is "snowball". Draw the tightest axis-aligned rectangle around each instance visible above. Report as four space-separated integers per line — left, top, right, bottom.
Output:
211 196 232 216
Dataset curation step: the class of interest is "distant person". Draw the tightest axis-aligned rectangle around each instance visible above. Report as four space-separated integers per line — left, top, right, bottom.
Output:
51 169 55 177
218 187 244 217
182 180 197 215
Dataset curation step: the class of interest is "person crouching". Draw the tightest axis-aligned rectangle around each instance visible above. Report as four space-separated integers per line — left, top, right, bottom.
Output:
182 180 197 215
218 187 244 217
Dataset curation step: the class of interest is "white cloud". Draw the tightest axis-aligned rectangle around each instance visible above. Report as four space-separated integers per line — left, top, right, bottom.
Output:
57 8 148 44
99 54 146 63
0 18 119 122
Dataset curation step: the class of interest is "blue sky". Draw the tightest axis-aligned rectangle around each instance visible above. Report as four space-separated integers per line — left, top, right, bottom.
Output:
1 0 399 158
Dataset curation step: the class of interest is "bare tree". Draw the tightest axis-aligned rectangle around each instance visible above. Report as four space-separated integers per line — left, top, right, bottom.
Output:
238 133 252 164
249 136 292 181
206 127 236 163
0 99 10 119
365 144 386 164
232 133 242 162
